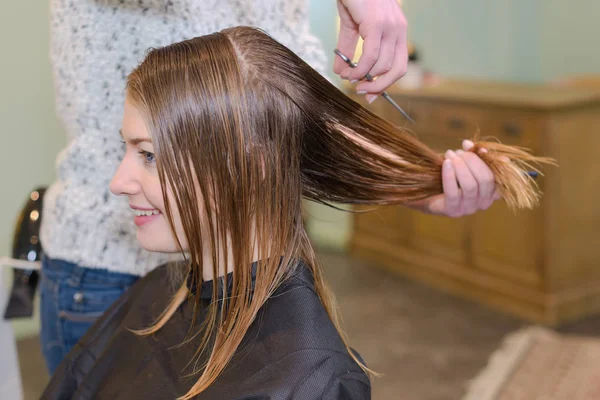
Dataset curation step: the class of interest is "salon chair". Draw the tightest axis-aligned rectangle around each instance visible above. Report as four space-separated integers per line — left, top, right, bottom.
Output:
0 187 46 400
2 187 46 319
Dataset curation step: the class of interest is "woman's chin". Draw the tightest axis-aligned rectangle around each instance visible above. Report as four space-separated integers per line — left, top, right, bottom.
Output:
136 232 181 253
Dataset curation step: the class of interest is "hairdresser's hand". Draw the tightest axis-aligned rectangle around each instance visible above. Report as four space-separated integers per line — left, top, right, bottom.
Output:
425 140 502 218
334 0 408 100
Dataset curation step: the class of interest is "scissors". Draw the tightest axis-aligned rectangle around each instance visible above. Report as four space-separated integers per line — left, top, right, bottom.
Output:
334 48 415 124
333 49 538 179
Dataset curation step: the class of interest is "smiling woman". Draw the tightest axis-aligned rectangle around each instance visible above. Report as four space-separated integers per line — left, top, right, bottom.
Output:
41 26 552 400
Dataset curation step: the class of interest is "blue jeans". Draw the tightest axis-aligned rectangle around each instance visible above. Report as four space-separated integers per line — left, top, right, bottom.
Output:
39 256 139 375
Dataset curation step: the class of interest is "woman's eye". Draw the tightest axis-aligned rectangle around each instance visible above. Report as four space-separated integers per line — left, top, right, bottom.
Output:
138 150 156 165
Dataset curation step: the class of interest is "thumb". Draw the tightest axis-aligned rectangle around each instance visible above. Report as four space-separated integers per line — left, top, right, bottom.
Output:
424 194 446 216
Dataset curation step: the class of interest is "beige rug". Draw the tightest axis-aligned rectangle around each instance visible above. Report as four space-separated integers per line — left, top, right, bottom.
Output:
462 326 600 400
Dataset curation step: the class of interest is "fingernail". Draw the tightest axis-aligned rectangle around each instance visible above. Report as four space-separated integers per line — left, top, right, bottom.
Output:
350 79 358 84
443 159 452 169
456 150 464 155
367 95 378 104
357 90 367 95
463 139 474 150
479 148 488 154
445 150 456 159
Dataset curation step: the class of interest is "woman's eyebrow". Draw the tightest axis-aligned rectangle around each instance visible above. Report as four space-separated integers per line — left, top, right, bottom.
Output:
120 129 152 145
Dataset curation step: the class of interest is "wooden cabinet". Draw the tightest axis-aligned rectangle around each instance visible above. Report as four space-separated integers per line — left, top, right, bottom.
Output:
347 79 600 325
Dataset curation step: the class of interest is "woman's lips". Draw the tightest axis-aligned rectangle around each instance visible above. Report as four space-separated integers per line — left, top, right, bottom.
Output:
130 205 161 227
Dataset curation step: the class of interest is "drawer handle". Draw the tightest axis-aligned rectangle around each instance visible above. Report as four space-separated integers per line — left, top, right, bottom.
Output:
502 122 522 137
447 117 465 130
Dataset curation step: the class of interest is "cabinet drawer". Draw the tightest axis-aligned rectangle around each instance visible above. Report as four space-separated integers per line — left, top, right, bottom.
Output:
434 103 489 140
482 109 544 152
377 96 546 153
353 205 413 243
435 104 541 149
379 98 439 135
350 93 545 154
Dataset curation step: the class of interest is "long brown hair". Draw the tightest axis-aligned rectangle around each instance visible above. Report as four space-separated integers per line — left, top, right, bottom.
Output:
126 26 553 399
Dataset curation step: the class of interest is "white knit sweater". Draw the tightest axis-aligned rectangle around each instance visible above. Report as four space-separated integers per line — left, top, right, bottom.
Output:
42 0 327 276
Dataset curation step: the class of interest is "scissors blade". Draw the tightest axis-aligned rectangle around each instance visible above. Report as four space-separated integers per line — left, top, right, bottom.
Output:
381 93 415 124
334 49 415 124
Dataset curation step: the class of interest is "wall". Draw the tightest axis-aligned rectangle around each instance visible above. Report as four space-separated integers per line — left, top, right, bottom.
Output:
310 0 600 83
0 2 65 257
403 0 600 83
539 0 600 80
1 2 66 337
402 0 543 82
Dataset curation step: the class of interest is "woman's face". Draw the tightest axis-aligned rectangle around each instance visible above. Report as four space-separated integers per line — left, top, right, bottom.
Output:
110 97 188 253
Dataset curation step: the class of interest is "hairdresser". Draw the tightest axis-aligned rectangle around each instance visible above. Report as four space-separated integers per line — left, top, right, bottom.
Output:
40 0 496 376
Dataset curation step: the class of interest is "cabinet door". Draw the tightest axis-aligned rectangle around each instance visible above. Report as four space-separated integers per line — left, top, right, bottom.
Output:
471 203 544 287
352 203 469 265
353 204 413 247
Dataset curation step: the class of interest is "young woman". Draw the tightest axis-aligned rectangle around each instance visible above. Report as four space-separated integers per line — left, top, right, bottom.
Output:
41 27 550 400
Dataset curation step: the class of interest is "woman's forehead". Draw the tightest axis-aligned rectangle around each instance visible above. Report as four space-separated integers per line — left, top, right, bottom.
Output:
121 98 152 143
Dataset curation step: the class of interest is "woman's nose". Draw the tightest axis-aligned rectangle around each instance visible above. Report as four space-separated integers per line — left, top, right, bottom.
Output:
109 156 140 196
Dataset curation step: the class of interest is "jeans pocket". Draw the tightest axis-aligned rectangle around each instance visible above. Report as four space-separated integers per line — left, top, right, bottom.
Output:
59 310 102 354
58 309 105 322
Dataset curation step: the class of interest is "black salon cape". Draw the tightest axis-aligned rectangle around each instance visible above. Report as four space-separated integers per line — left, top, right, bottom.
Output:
41 261 370 400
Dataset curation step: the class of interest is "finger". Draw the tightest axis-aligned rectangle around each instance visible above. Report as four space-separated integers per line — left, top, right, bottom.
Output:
334 25 360 79
457 149 495 207
365 33 396 81
451 153 479 214
441 154 460 216
479 189 502 210
425 194 446 216
348 27 383 82
482 187 502 209
462 139 474 151
456 150 495 209
355 5 407 93
365 94 378 104
356 34 407 94
464 139 488 155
